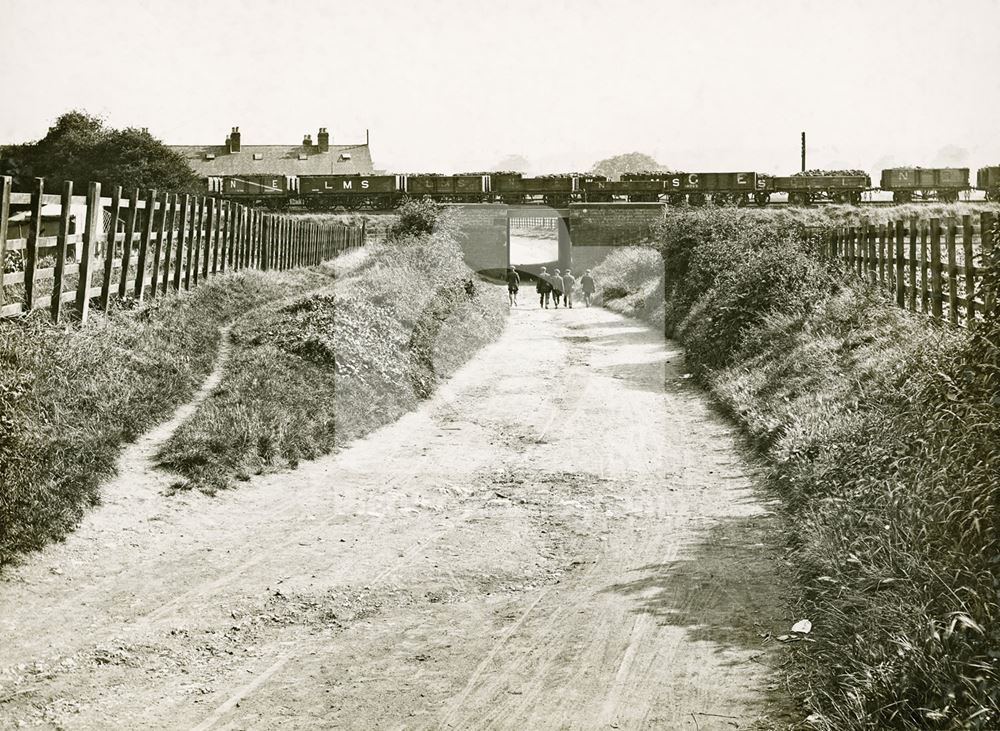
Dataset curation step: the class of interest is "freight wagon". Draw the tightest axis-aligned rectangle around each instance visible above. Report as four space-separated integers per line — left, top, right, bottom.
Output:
578 177 663 203
880 167 969 203
405 175 488 202
208 175 297 204
976 167 1000 201
298 175 403 209
756 174 870 205
489 174 579 206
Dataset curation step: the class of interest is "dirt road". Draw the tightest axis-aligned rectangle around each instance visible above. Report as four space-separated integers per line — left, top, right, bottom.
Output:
0 302 793 730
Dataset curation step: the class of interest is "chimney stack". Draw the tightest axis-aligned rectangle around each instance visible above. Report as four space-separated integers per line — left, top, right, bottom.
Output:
303 134 313 147
228 126 241 153
317 127 330 152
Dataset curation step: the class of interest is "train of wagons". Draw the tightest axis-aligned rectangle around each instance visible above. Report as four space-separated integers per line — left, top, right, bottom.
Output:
205 166 1000 210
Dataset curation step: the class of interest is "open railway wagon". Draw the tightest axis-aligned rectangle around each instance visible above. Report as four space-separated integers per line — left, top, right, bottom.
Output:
405 174 489 203
977 166 1000 202
489 174 582 206
207 175 296 209
578 176 664 203
880 167 969 203
618 172 758 205
298 175 403 210
756 172 871 205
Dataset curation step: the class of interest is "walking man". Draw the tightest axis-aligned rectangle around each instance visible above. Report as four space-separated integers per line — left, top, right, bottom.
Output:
506 266 520 307
551 268 564 309
562 268 576 308
581 269 596 307
536 266 553 308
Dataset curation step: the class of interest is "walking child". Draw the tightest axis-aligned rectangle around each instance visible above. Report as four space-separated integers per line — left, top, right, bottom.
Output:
581 269 596 307
506 266 520 307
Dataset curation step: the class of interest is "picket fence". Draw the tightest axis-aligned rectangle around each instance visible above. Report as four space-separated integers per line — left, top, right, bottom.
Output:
825 211 997 327
0 176 364 323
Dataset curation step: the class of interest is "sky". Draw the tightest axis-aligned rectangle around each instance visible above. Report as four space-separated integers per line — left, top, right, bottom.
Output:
2 0 999 175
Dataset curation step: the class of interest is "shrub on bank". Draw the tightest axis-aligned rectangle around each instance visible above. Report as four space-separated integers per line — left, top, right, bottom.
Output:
590 206 1000 729
157 223 506 492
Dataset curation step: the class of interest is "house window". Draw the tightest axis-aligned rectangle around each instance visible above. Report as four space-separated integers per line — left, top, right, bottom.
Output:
339 153 352 161
253 153 264 160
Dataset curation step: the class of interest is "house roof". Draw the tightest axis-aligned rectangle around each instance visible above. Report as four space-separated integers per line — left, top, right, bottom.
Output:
169 143 374 177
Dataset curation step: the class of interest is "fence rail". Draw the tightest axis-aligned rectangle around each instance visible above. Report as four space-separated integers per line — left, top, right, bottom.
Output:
0 176 364 323
824 211 996 327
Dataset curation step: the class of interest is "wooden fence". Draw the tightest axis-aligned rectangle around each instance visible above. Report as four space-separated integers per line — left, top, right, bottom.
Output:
825 211 997 327
0 176 364 323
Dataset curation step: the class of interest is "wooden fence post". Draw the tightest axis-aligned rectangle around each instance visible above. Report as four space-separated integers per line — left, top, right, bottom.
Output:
946 218 958 326
886 221 895 291
184 196 198 289
190 196 204 286
149 191 169 299
76 181 102 322
929 218 943 321
877 224 886 284
0 176 10 309
212 198 222 275
908 216 918 312
132 189 155 301
920 222 929 314
962 215 975 324
161 194 177 295
983 211 996 318
895 219 905 308
50 181 73 321
100 185 123 310
201 197 214 281
24 177 44 310
117 190 139 298
174 194 189 291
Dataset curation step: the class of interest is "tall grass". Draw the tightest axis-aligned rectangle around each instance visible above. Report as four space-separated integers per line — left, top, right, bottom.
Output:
157 223 507 493
0 267 336 566
591 206 1000 729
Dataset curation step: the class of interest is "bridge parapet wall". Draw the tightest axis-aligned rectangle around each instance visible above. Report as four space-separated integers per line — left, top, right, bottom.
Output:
567 203 664 271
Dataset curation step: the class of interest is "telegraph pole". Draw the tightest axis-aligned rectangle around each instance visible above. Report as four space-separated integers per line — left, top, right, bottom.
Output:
801 131 806 172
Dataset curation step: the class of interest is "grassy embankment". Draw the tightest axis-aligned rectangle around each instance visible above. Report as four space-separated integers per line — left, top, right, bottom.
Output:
157 205 507 493
590 203 1000 730
0 267 338 566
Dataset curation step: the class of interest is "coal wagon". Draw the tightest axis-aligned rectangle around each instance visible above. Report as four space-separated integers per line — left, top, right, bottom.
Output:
578 177 663 203
976 166 1000 201
404 175 488 202
298 175 402 209
880 167 969 203
757 173 870 205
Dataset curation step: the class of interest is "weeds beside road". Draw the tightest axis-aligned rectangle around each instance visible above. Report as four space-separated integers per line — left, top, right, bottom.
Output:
592 206 1000 730
0 267 337 567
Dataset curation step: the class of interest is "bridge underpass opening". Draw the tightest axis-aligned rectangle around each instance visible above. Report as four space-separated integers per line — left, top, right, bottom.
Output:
506 210 572 279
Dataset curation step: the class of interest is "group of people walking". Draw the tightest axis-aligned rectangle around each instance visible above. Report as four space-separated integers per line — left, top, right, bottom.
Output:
505 266 597 309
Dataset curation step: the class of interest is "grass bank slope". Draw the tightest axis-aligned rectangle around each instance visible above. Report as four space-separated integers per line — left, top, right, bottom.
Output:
0 267 337 567
591 206 1000 730
157 229 507 493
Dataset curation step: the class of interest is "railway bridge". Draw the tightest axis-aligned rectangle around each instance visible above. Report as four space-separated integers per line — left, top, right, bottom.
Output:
446 202 665 277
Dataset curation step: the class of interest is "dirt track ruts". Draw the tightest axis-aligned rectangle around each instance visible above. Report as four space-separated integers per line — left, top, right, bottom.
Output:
0 300 794 730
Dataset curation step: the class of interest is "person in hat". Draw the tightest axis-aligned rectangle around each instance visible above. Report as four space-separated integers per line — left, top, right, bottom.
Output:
551 268 564 309
561 268 576 308
580 269 596 307
506 266 520 307
536 266 553 308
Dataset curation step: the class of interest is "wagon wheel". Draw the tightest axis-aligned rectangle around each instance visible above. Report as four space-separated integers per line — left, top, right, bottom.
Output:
893 191 912 203
753 191 770 206
831 192 846 204
987 190 999 203
667 193 686 206
688 192 706 207
710 192 730 206
732 193 748 207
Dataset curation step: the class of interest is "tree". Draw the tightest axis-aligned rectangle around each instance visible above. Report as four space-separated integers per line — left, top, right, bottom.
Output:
590 152 669 181
491 154 531 174
0 110 201 193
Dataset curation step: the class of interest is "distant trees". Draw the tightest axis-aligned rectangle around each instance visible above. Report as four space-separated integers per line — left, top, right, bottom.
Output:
0 110 200 193
491 154 531 174
590 152 669 181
